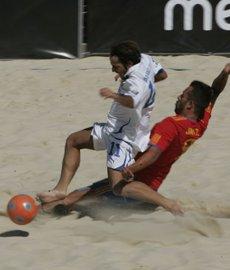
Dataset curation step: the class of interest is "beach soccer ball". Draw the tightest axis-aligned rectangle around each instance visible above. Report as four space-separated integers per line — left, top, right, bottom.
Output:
7 194 38 225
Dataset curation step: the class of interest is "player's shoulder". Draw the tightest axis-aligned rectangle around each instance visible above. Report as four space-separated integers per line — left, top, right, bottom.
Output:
155 115 187 132
122 76 140 87
141 53 157 62
141 53 150 61
155 116 178 129
170 115 187 122
159 115 186 125
123 72 146 90
151 116 178 139
119 77 143 97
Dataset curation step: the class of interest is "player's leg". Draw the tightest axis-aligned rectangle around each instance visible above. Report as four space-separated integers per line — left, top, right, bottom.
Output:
54 127 94 192
37 127 94 203
56 178 111 206
109 171 183 215
41 188 91 213
105 138 183 215
106 138 135 194
112 177 162 204
42 179 111 215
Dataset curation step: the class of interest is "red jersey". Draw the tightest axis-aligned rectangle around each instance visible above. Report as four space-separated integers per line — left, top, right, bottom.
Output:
135 105 213 191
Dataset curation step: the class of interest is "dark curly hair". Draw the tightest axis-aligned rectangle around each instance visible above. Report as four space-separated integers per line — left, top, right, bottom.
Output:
189 81 214 119
110 40 141 67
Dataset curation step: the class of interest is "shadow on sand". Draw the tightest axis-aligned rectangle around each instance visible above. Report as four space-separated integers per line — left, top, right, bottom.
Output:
54 194 159 223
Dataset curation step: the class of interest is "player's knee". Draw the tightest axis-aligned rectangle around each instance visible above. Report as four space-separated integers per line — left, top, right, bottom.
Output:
66 129 93 150
122 181 139 196
65 133 79 149
112 180 128 196
112 185 121 196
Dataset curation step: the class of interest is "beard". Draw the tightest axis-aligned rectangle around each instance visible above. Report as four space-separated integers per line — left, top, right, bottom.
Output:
175 100 184 114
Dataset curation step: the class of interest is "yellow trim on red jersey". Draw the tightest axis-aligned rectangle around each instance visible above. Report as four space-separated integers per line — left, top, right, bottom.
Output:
171 115 186 121
151 133 162 144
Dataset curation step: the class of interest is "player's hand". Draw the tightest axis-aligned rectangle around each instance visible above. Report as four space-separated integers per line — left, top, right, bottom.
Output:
114 74 120 81
121 166 134 182
224 63 230 75
99 88 116 99
165 199 184 216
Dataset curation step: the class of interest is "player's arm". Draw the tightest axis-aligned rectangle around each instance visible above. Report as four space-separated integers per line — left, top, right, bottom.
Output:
99 87 134 108
152 56 168 82
154 69 168 82
211 63 230 106
122 145 162 179
123 120 177 179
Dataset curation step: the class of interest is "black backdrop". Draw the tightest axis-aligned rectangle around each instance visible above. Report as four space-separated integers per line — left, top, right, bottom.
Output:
0 0 229 58
87 0 230 54
0 0 78 58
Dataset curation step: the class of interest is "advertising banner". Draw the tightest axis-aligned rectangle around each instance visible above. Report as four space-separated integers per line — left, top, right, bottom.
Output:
87 0 230 54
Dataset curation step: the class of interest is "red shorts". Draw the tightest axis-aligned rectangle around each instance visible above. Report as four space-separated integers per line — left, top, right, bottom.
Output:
134 166 170 191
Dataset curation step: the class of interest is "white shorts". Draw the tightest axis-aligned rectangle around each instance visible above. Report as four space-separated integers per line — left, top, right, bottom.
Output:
91 122 135 170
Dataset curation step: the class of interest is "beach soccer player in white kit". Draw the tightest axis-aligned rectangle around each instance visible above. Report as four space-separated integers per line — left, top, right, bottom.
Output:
37 41 167 203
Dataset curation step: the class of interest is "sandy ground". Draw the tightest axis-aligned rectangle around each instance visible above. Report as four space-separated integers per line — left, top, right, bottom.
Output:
0 55 230 270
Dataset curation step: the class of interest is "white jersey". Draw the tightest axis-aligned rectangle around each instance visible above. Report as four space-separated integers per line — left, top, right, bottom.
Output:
104 54 163 152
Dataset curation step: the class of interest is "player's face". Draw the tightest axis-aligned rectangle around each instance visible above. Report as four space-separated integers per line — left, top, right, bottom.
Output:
110 56 127 79
175 86 193 114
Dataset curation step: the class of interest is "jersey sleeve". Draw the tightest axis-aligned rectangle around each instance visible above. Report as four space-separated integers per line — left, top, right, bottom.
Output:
119 79 146 108
149 118 178 151
151 57 163 75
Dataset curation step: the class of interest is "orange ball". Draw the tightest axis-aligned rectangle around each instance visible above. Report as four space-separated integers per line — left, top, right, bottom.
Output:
7 194 38 225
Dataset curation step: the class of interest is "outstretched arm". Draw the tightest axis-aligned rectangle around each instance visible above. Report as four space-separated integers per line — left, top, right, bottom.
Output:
211 63 230 105
122 145 162 179
130 145 162 173
99 87 134 108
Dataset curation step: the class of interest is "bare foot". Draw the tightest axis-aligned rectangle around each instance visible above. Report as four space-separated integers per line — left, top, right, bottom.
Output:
37 190 66 203
40 199 64 213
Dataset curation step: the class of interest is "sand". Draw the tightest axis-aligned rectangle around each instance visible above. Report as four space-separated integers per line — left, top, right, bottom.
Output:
0 55 230 270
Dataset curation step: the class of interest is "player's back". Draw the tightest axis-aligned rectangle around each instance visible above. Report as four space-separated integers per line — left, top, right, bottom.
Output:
154 114 209 167
135 109 212 190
